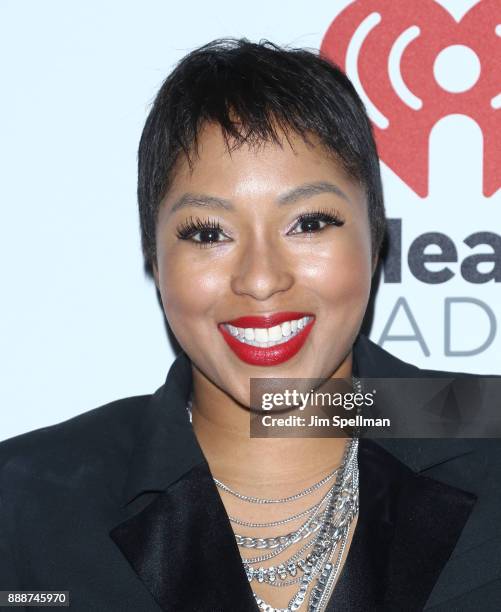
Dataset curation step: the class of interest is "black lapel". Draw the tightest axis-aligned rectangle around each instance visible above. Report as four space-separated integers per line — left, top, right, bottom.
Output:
109 333 479 612
110 461 257 611
109 348 257 611
326 438 477 612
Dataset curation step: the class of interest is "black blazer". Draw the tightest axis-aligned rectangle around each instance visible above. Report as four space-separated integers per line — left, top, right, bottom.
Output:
1 333 500 611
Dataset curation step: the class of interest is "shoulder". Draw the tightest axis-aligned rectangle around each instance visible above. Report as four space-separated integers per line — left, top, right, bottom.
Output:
0 392 153 495
356 334 501 473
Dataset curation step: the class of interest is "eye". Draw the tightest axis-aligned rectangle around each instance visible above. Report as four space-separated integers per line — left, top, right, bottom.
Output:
287 208 345 235
175 216 231 248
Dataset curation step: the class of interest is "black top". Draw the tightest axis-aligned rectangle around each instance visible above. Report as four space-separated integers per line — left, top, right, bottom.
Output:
1 333 500 611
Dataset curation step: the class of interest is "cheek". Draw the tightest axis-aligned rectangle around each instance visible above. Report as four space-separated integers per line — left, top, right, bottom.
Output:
158 249 225 323
299 229 372 309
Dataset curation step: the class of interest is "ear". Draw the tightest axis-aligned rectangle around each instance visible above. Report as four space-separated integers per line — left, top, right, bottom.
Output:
371 253 379 276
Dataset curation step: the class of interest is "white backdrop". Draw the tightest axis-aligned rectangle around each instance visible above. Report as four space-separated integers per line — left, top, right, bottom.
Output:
1 0 499 441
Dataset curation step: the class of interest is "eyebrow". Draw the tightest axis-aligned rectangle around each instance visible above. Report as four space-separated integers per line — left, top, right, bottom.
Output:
168 181 350 216
277 181 350 205
169 193 234 216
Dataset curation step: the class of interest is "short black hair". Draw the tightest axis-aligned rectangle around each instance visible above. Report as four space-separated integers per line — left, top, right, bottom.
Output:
137 38 386 272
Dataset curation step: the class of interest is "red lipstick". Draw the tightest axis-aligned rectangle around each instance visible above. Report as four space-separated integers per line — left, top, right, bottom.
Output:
218 312 315 366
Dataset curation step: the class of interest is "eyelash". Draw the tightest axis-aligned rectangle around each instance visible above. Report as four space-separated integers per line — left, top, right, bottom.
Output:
175 208 345 248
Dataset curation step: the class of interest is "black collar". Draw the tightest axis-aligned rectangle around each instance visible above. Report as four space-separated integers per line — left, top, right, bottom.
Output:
110 333 478 611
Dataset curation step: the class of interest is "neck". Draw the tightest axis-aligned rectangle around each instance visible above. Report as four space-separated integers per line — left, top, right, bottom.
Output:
190 352 353 496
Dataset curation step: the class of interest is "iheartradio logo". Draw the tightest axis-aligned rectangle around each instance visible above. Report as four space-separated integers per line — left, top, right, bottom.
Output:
321 0 501 197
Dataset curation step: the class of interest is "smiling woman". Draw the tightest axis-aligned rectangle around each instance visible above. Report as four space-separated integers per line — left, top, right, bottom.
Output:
153 124 374 383
1 38 501 612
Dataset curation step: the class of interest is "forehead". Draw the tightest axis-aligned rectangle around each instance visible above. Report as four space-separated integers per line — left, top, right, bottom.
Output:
161 122 366 214
180 122 354 179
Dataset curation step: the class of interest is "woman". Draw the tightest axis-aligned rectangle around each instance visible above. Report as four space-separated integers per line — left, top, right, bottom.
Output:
1 39 500 612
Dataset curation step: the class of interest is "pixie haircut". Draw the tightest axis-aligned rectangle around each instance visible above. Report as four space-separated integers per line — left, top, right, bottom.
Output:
138 38 386 272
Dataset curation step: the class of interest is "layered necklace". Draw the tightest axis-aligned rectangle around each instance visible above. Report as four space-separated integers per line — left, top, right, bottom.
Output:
185 377 361 612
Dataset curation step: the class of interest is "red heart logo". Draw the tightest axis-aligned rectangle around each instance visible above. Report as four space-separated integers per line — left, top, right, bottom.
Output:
321 0 501 196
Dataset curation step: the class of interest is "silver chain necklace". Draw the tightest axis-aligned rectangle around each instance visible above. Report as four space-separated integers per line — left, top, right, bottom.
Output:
214 468 339 504
185 376 361 612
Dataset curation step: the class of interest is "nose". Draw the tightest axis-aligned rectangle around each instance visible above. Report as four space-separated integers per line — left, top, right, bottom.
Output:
230 235 294 300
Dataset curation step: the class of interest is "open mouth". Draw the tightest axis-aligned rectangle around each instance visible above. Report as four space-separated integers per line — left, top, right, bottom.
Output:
218 312 316 366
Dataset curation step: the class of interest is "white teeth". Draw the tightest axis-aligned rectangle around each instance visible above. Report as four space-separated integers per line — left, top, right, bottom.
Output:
254 328 269 342
223 316 313 348
268 325 282 341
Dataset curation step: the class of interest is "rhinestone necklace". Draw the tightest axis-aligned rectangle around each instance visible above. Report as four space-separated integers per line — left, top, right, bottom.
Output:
246 439 358 611
185 377 361 612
